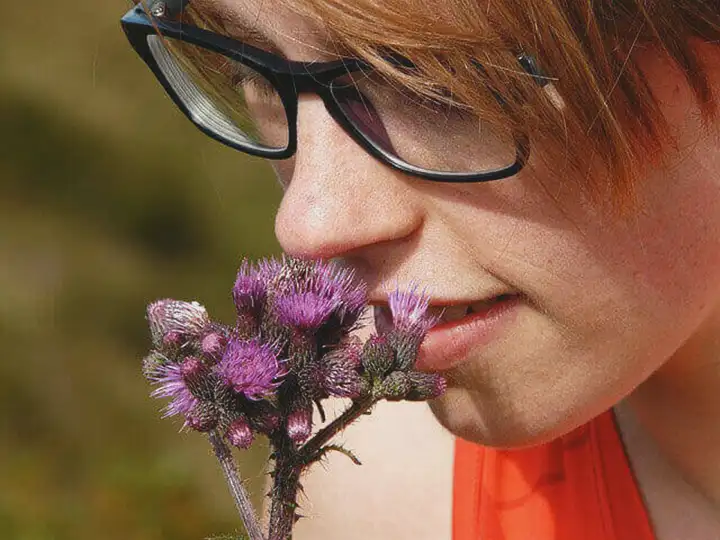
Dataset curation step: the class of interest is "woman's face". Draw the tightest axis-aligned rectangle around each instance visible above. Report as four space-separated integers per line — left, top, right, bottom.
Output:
217 0 720 446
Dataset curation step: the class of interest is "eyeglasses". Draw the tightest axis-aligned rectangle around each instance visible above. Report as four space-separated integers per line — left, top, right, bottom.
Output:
121 2 540 183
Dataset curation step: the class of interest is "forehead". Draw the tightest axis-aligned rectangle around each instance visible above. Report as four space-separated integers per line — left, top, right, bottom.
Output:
195 0 338 61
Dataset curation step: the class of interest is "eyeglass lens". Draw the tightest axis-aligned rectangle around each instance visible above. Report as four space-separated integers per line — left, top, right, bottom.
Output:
149 33 517 174
148 35 290 151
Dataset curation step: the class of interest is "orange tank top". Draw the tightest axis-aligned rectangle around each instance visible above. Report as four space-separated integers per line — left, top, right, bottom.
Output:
453 410 656 540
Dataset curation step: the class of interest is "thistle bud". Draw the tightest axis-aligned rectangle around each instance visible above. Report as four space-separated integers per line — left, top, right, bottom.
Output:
287 406 313 445
186 402 219 432
378 371 412 401
180 356 215 401
361 335 396 379
226 417 254 449
201 332 226 360
405 372 447 401
147 299 209 349
321 347 364 399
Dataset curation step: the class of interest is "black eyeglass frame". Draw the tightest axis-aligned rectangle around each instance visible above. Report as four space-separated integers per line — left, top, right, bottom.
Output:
121 4 534 183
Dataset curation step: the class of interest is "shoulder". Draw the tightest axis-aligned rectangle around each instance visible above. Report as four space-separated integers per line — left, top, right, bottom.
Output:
293 399 456 540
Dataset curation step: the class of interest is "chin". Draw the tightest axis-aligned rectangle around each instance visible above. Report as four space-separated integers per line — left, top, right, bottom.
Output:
427 386 590 450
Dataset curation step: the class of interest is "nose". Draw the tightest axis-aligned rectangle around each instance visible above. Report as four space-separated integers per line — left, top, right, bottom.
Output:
274 97 423 260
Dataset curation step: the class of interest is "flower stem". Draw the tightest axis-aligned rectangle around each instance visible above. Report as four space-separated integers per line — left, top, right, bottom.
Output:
268 433 301 540
299 397 377 465
208 430 266 540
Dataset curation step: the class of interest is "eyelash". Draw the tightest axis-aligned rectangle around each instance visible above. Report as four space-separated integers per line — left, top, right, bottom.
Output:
229 63 276 97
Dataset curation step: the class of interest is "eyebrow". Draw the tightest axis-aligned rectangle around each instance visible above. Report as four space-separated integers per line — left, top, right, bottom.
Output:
192 0 283 55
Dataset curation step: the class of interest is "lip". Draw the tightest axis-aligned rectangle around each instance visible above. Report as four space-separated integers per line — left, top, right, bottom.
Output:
414 294 521 372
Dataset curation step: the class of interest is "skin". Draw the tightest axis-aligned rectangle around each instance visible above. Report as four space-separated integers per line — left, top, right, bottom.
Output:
204 0 720 536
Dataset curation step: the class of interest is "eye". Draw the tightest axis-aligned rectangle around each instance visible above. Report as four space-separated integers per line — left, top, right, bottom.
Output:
230 63 277 98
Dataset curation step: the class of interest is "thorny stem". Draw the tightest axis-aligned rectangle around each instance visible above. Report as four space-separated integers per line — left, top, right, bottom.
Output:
209 431 266 540
299 397 377 465
267 397 378 540
268 432 301 540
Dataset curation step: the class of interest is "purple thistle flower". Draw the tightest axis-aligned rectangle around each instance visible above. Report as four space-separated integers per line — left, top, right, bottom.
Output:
388 286 439 338
227 417 254 449
271 259 368 332
215 338 285 400
274 291 337 330
310 260 367 319
150 363 199 419
147 299 209 348
233 260 268 313
257 257 284 283
287 406 313 445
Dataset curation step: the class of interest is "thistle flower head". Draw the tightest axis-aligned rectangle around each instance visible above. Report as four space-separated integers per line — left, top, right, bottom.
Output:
385 286 439 370
311 261 367 319
215 338 285 400
387 286 438 339
271 258 367 332
233 260 269 313
226 417 254 449
150 363 199 419
147 299 209 349
274 291 337 331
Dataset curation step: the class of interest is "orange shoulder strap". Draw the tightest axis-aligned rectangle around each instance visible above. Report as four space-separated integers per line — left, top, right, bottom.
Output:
452 410 655 540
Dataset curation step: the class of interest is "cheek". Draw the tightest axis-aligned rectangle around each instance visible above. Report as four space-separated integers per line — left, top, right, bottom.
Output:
426 162 720 447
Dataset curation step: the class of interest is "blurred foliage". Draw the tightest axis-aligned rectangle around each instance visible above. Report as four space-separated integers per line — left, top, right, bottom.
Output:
0 1 283 538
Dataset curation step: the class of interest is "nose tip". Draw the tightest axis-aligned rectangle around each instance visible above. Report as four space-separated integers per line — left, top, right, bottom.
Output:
274 100 422 261
275 164 422 260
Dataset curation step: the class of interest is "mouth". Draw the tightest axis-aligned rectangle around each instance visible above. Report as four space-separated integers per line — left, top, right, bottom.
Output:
373 293 521 372
373 294 515 331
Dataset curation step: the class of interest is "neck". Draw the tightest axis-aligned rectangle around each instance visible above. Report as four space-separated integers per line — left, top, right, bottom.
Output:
624 303 720 511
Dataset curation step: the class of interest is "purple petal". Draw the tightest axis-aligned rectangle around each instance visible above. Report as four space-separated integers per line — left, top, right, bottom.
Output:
274 291 337 330
233 260 268 312
388 285 438 338
150 363 199 418
215 338 286 400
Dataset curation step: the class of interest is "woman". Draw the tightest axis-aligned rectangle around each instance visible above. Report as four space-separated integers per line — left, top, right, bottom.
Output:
121 0 720 538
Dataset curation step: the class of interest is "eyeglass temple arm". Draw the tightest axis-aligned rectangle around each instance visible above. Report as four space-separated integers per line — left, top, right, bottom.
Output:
146 0 188 18
143 0 549 85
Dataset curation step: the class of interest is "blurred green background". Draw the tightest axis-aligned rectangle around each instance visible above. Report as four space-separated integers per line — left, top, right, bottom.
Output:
0 1 283 538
